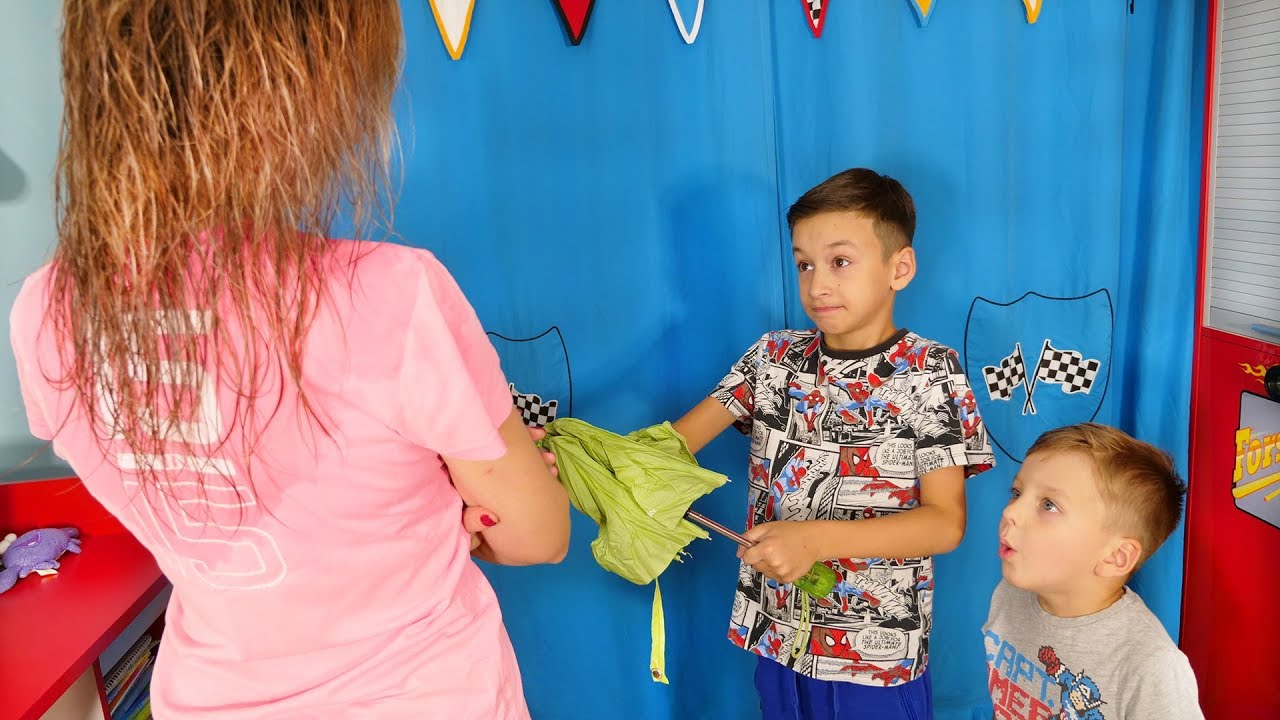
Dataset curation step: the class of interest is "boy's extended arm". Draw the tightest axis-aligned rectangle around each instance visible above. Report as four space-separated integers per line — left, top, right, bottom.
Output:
672 396 737 454
740 465 967 583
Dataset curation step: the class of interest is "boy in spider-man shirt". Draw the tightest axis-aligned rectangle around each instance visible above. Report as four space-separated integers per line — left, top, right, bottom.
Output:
671 168 995 719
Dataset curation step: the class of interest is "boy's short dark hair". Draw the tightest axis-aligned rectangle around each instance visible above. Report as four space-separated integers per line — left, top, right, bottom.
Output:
786 168 916 257
1027 423 1186 570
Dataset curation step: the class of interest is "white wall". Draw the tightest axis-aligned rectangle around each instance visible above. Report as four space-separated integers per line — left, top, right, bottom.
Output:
0 1 69 481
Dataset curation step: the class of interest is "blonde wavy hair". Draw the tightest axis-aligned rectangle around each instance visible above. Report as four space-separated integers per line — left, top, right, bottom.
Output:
48 1 402 495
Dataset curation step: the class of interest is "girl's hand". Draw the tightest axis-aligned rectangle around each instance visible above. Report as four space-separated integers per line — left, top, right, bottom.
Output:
463 505 498 551
526 424 557 477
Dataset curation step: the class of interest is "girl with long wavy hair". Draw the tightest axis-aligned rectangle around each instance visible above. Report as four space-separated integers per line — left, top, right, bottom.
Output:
9 3 568 717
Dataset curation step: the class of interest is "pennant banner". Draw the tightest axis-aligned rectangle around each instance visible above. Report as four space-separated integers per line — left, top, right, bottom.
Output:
427 0 476 61
668 0 704 45
552 0 597 45
802 0 827 38
1022 0 1042 24
908 0 935 27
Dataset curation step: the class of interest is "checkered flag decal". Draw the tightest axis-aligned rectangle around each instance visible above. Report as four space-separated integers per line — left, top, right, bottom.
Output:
510 384 558 428
1035 343 1100 394
982 344 1028 401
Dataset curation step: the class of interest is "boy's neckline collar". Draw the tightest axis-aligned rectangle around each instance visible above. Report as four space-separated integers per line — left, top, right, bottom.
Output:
819 328 910 361
1031 586 1136 628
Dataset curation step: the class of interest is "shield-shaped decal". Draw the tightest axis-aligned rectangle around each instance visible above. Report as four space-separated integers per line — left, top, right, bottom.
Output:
963 290 1113 462
487 326 573 427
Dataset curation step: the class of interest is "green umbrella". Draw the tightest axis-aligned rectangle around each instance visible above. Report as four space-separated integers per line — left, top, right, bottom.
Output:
541 418 729 683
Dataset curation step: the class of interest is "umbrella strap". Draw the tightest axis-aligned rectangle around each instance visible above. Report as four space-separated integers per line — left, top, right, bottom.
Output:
790 591 811 660
649 580 669 684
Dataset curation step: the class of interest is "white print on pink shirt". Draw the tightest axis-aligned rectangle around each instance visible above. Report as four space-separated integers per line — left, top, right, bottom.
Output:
99 309 288 591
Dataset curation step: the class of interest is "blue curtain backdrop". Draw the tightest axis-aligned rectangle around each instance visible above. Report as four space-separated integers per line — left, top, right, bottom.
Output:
393 2 1204 718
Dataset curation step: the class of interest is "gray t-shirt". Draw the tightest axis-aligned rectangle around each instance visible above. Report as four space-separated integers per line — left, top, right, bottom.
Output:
982 580 1203 720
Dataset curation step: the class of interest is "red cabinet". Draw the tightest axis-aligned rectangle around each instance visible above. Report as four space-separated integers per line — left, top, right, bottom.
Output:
1184 2 1280 717
1184 330 1280 719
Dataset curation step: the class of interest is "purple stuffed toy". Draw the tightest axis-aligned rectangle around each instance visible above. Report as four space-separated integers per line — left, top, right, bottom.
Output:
0 528 81 594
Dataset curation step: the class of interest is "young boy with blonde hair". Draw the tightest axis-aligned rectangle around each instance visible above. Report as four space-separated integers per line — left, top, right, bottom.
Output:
985 423 1203 720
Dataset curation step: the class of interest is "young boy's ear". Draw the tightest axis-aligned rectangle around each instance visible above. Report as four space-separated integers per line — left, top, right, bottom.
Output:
1096 537 1142 579
889 247 916 291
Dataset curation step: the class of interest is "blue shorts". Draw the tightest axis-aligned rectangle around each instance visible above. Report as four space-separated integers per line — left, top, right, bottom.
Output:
754 657 933 720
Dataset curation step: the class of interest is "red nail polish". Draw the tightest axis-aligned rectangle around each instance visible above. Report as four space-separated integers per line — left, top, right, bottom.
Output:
481 515 496 527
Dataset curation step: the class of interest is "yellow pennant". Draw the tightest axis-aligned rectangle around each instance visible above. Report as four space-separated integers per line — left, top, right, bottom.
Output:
909 0 936 27
1023 0 1043 24
428 0 477 61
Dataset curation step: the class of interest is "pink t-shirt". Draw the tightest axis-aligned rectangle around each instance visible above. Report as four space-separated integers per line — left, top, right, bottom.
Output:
9 241 529 719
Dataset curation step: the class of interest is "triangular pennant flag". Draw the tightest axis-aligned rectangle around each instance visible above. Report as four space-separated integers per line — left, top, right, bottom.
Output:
551 0 597 45
668 0 704 45
427 0 477 61
1022 0 1042 23
908 0 936 27
802 0 827 38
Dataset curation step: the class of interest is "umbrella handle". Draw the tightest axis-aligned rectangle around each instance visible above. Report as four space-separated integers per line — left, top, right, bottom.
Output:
684 510 753 547
683 510 837 600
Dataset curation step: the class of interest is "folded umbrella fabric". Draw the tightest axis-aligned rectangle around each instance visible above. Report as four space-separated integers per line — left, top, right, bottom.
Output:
541 418 729 682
